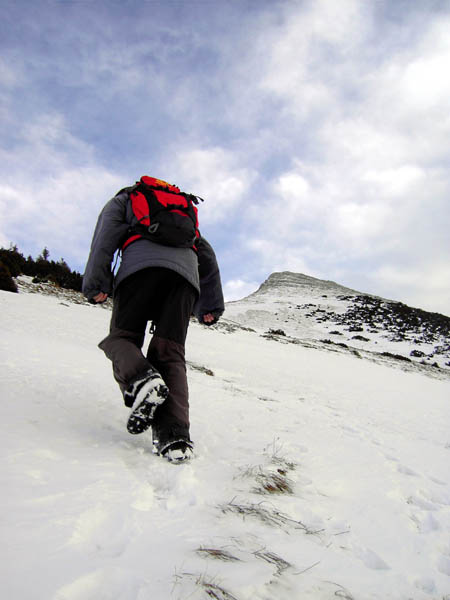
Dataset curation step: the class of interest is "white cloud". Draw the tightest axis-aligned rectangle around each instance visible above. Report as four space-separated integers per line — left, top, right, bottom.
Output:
0 112 124 267
333 201 391 245
371 262 450 315
362 165 425 198
278 173 310 202
254 171 316 238
223 278 260 302
0 113 96 180
161 147 257 225
256 0 369 120
248 162 395 255
389 18 450 117
0 168 124 266
246 237 316 279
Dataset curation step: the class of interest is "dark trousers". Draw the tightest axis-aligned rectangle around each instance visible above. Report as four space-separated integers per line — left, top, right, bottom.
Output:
98 268 197 431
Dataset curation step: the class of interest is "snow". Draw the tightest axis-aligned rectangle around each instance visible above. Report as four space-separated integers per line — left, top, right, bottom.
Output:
1 286 450 600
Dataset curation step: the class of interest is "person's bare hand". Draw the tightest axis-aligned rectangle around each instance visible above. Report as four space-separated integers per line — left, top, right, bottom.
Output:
93 292 108 303
203 313 215 324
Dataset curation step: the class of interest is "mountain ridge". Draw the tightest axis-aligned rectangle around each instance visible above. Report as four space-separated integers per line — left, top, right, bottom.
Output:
225 271 450 373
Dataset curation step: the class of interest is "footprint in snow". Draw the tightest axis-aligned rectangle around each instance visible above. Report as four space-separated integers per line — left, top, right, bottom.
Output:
339 424 362 437
428 475 447 486
414 576 437 594
437 555 450 577
384 453 399 462
397 464 420 477
407 491 439 511
352 545 390 570
67 505 133 558
145 461 202 511
410 511 440 533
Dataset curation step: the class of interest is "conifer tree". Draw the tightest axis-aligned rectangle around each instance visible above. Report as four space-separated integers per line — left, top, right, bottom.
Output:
0 260 18 293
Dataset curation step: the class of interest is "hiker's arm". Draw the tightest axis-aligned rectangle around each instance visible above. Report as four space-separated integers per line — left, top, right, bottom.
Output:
194 236 224 325
82 193 129 303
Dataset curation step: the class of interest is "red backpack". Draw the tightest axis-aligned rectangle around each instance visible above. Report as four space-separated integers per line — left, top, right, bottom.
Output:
121 176 202 251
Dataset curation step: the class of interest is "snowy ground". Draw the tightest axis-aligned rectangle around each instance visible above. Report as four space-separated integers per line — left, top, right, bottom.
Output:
1 287 450 600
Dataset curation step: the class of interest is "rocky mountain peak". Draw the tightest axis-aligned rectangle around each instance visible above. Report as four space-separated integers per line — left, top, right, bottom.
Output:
249 271 359 298
225 271 450 374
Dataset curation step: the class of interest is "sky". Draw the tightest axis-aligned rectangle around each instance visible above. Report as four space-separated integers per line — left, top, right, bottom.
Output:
1 0 449 315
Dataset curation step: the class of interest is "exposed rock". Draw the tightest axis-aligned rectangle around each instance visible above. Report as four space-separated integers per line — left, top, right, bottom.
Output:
381 352 411 363
267 329 286 336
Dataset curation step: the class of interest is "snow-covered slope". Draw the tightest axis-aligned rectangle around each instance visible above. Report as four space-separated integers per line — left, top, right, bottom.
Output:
225 272 450 372
1 280 450 600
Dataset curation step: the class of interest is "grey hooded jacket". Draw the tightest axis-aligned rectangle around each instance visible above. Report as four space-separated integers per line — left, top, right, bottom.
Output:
82 191 224 321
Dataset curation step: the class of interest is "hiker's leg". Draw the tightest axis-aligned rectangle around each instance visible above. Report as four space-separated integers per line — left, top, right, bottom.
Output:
147 336 189 430
146 271 196 432
98 271 153 396
99 328 148 394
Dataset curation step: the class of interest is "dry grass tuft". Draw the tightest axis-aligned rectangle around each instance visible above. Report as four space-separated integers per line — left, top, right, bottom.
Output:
196 577 239 600
253 469 294 495
254 549 292 575
173 572 240 600
220 499 323 535
196 547 241 562
187 361 215 377
324 581 355 599
237 440 297 496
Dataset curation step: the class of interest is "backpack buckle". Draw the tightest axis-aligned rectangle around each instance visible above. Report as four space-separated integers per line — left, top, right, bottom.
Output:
148 223 159 234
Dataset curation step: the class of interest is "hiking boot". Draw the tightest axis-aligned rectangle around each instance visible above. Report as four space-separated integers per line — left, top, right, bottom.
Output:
161 441 194 463
125 368 169 434
152 424 193 462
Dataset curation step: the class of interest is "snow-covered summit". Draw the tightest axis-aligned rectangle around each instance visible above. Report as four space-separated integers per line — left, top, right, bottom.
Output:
225 271 450 373
248 271 360 298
